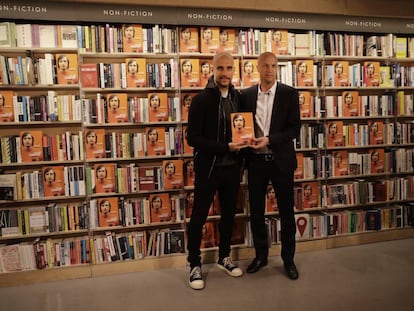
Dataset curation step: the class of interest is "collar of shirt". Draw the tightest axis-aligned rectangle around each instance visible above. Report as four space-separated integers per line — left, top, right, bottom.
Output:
258 81 277 97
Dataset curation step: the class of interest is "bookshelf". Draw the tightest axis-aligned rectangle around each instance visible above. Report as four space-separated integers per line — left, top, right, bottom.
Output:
1 1 414 286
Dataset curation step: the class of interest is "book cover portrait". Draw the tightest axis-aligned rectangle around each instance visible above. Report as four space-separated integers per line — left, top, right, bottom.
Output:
94 163 116 193
200 27 219 54
181 93 195 122
364 61 380 87
126 58 146 87
42 166 65 197
298 91 312 118
20 130 44 162
269 29 289 55
217 28 236 54
98 197 120 227
301 182 318 209
231 112 255 144
162 159 183 190
122 24 143 53
326 121 344 147
179 27 199 53
180 58 200 87
342 91 359 117
148 92 168 122
106 93 129 123
149 193 171 223
56 53 79 84
296 59 314 87
84 129 106 159
0 90 14 122
241 59 259 87
146 127 166 156
333 61 349 87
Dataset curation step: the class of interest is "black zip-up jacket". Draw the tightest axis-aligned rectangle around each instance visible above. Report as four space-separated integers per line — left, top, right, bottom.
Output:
187 77 242 178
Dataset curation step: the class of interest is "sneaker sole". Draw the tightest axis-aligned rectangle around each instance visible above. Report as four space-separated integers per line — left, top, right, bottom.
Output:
189 280 205 290
217 264 243 277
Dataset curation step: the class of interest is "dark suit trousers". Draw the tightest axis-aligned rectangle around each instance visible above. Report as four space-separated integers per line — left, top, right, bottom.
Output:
246 154 296 265
187 164 240 268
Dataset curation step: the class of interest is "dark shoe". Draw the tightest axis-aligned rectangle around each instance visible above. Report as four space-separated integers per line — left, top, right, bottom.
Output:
246 258 267 274
284 264 299 280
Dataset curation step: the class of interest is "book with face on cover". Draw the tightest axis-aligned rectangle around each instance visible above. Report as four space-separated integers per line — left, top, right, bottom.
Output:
269 29 289 55
20 130 44 162
296 59 314 87
364 61 380 87
180 58 200 87
162 159 183 190
98 197 119 227
84 129 106 159
55 53 79 84
42 166 65 197
231 112 255 144
179 27 199 52
106 93 129 123
148 92 168 122
126 58 146 87
94 163 117 194
217 28 237 54
301 181 318 210
241 59 259 87
145 127 166 156
0 90 14 122
342 91 359 117
149 193 171 223
122 24 143 53
333 61 349 87
298 91 312 118
200 27 220 54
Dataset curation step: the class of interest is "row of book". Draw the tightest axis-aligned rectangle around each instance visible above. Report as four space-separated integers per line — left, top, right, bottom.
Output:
3 22 414 58
0 227 186 273
260 203 414 245
83 93 181 124
294 120 395 150
0 126 191 164
0 203 88 237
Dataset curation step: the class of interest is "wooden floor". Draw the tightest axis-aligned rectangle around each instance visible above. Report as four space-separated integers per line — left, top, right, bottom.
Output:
1 237 414 311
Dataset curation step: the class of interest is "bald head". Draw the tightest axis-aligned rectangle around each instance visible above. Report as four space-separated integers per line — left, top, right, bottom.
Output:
212 52 234 91
257 52 278 90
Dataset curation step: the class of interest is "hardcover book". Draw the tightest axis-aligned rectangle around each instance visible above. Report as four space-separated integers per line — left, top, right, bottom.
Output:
122 24 143 53
301 182 318 209
162 159 183 190
199 59 213 88
145 127 166 156
138 166 157 191
20 130 44 162
296 59 314 87
266 184 278 212
0 90 15 122
179 27 199 53
333 61 349 87
126 58 146 87
106 93 129 123
241 59 259 87
42 166 65 197
217 28 237 54
200 27 220 54
342 91 359 117
180 58 200 87
98 197 120 227
80 63 99 88
94 163 117 194
326 121 345 147
148 92 168 122
181 93 195 122
58 25 78 48
364 61 380 87
55 53 79 84
269 29 289 55
149 193 172 223
231 112 255 144
298 91 312 118
84 129 106 159
368 120 384 145
369 148 385 173
332 150 348 177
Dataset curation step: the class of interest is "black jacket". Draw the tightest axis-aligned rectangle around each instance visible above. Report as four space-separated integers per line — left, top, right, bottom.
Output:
240 82 301 172
187 77 242 177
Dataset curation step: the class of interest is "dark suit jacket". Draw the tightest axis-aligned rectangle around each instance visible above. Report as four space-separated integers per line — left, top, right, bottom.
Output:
240 82 301 173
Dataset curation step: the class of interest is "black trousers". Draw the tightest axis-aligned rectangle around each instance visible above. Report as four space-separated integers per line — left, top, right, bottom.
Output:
187 164 240 268
246 154 296 265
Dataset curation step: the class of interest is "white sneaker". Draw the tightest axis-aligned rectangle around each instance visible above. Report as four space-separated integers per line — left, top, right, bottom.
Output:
189 266 205 290
217 257 243 277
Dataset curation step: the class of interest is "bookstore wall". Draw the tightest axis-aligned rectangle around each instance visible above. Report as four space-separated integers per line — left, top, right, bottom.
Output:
0 1 414 284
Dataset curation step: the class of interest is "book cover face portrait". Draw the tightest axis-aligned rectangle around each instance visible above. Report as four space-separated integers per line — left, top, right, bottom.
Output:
0 91 14 122
20 130 44 162
56 53 79 84
122 24 143 53
107 93 128 123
